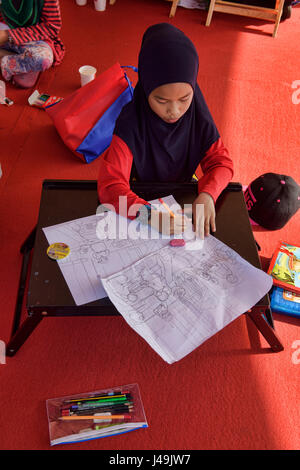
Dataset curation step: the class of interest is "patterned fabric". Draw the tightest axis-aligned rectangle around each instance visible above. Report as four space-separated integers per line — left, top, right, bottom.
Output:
0 0 64 65
0 40 53 81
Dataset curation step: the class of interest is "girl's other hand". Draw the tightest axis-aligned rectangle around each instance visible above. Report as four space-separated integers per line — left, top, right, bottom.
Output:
192 192 216 239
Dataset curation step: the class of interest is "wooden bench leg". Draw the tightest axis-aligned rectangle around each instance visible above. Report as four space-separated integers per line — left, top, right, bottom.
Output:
273 0 285 37
169 0 179 18
206 0 216 26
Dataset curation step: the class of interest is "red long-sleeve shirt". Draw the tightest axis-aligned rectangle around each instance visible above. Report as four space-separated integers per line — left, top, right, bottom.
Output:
0 0 65 65
98 135 234 219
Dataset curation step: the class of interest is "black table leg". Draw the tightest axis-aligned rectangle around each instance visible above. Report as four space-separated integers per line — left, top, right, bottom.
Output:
6 228 42 356
6 312 44 356
247 307 284 352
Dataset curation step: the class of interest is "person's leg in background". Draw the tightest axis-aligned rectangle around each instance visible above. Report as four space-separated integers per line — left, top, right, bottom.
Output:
0 41 54 88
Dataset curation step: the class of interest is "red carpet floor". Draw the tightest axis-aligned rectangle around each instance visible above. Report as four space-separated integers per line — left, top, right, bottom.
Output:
0 0 299 450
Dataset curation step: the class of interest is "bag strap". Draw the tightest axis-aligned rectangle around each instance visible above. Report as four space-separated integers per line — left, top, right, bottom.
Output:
121 65 138 98
122 65 138 73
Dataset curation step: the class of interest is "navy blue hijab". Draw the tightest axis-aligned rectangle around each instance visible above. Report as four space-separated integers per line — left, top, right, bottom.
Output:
114 23 220 183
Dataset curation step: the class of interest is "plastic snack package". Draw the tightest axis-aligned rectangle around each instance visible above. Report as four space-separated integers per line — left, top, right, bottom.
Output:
28 90 63 109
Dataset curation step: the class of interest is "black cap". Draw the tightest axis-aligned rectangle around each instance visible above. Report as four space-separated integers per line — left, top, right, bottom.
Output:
244 173 300 230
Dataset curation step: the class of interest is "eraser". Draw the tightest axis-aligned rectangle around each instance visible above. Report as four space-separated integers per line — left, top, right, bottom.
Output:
170 239 185 247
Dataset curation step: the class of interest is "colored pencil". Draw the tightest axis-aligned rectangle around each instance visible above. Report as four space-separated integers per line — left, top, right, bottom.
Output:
159 198 175 218
67 401 134 411
65 409 133 417
66 410 133 418
62 398 132 409
66 394 130 403
59 414 131 421
64 398 130 408
63 405 134 416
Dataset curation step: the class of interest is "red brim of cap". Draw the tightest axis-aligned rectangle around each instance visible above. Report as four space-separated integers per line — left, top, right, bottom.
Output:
249 217 259 226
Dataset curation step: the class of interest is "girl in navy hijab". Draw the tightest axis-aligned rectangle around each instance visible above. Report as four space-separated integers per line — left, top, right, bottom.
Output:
98 23 233 238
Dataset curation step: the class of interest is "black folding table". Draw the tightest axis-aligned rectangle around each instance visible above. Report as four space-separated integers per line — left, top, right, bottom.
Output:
6 179 284 356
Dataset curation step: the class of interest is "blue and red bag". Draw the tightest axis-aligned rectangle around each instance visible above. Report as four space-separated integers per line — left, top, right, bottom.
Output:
46 63 136 163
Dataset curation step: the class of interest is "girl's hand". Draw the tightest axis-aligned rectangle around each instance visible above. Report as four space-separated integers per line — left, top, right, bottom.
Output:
192 192 216 239
149 210 188 236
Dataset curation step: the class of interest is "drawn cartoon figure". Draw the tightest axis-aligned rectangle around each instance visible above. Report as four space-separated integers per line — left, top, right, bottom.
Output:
156 288 170 302
153 303 170 320
79 221 98 240
79 245 90 256
93 250 109 263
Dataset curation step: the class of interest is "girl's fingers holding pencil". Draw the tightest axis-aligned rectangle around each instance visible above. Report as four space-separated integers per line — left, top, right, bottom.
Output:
150 209 188 235
172 213 188 234
157 212 187 235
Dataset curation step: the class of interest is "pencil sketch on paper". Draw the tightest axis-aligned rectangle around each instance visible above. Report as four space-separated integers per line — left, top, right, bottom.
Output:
42 195 196 306
101 236 273 364
42 211 170 306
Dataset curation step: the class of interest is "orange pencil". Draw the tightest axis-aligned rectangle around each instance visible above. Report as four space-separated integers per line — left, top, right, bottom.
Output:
59 414 131 421
158 198 175 218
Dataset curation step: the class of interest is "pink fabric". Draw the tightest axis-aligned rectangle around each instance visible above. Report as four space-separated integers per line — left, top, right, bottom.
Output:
12 71 40 88
1 41 53 82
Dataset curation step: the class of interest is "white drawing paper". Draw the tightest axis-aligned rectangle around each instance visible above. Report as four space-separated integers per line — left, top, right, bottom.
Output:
101 235 273 364
42 195 186 305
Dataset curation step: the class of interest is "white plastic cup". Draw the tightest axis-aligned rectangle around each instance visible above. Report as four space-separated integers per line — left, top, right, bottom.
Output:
75 0 87 5
94 0 106 11
79 65 97 86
